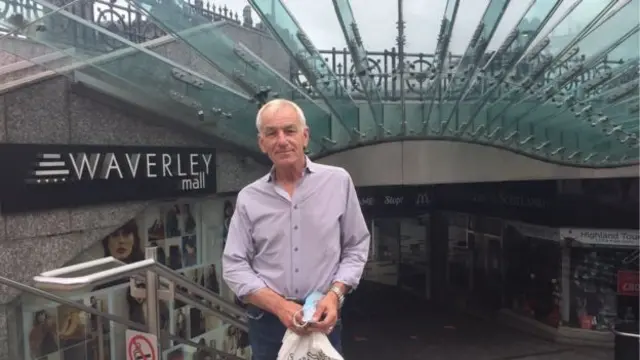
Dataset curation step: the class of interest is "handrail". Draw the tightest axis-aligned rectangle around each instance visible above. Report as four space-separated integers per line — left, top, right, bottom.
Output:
609 322 640 339
0 276 246 360
33 256 247 319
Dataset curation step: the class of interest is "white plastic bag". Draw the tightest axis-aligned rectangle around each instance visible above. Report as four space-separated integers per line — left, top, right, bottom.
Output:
277 329 344 360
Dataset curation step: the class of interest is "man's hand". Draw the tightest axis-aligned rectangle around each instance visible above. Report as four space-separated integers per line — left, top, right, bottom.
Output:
275 300 310 335
310 292 340 334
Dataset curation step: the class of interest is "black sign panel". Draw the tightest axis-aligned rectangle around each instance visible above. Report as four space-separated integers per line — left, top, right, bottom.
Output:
356 181 555 224
0 144 216 213
430 181 556 225
356 186 432 217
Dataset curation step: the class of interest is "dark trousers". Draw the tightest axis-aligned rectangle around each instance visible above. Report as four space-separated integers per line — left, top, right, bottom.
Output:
246 305 342 360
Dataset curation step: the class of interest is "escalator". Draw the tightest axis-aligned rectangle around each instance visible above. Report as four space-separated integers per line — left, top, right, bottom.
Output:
0 246 249 360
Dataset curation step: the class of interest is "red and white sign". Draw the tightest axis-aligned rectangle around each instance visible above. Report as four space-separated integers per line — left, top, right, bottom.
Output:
126 329 158 360
617 270 639 297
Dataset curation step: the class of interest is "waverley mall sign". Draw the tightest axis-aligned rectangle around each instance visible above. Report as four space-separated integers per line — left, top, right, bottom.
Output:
0 144 217 213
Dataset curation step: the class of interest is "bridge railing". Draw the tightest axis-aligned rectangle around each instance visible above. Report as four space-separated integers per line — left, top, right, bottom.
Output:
295 48 627 101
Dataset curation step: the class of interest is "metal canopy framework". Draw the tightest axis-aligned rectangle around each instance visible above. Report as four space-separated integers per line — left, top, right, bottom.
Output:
0 0 638 167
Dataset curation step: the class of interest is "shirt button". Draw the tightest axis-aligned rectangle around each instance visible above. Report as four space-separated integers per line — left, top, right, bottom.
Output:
295 268 299 273
294 205 298 209
294 247 298 252
294 225 299 230
295 289 299 294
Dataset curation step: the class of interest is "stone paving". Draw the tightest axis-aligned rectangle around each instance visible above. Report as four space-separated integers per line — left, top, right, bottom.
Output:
341 288 613 360
517 349 614 360
342 311 614 360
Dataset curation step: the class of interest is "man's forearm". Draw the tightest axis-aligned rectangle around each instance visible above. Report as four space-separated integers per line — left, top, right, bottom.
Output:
245 288 289 317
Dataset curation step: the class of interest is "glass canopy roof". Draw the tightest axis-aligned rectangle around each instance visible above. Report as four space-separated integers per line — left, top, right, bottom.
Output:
0 0 638 167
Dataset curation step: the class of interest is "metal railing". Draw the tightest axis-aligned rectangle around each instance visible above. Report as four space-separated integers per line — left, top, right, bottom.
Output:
609 323 640 339
7 246 251 359
0 275 247 360
33 247 247 329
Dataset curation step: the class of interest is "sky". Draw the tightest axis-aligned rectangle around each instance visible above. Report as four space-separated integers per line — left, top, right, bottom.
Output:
215 0 590 54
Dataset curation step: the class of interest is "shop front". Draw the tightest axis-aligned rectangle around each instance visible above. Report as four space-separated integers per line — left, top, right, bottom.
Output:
561 228 639 334
502 222 562 327
358 186 432 298
355 178 639 346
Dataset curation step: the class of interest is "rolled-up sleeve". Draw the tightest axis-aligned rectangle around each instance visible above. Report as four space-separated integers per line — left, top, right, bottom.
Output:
333 171 370 289
222 193 267 299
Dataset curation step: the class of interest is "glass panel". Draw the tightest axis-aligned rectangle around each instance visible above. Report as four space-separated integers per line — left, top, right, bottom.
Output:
332 0 383 134
126 0 329 152
0 0 83 85
249 0 360 146
484 0 635 131
363 219 400 286
480 24 640 163
164 304 251 360
457 0 562 136
437 0 511 133
2 0 261 151
0 0 79 33
6 278 144 360
398 218 428 296
167 271 251 359
10 277 250 360
554 59 640 130
482 0 618 126
421 0 461 134
0 44 75 86
504 27 639 130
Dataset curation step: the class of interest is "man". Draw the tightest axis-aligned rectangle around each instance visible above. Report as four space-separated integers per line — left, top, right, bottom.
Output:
222 99 370 360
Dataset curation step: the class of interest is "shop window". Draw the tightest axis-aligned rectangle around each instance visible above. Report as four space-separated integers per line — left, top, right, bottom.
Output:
447 225 471 290
447 212 468 228
148 203 201 271
21 197 242 360
503 225 562 327
362 219 400 286
398 218 429 296
479 217 503 237
568 248 639 331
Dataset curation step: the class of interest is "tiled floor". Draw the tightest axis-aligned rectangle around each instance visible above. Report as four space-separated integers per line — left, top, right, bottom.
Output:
341 286 614 360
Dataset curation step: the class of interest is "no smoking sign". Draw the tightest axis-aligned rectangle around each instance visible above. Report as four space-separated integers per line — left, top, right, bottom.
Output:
126 330 158 360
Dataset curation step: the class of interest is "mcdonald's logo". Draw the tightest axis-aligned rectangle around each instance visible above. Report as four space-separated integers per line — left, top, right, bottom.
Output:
415 192 430 205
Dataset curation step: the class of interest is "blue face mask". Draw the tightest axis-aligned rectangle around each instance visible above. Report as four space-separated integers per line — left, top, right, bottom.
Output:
302 291 324 323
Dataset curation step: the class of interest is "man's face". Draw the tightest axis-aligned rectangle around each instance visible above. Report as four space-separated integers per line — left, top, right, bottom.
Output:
258 104 309 167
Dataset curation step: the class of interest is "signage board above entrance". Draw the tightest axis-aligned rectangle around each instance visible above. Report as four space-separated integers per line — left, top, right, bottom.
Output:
0 144 217 213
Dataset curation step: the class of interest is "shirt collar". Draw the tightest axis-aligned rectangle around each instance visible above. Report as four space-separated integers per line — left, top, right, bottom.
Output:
267 156 316 182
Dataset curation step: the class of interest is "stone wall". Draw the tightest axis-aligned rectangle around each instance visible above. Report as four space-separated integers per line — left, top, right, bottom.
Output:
0 75 268 359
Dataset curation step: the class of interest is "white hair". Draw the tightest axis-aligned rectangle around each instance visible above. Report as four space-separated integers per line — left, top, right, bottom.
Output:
256 99 307 131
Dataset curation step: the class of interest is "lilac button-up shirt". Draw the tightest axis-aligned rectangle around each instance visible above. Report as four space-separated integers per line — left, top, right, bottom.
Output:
222 159 370 300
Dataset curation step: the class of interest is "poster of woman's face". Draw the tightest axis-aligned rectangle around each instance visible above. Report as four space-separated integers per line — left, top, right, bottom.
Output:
103 220 144 264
